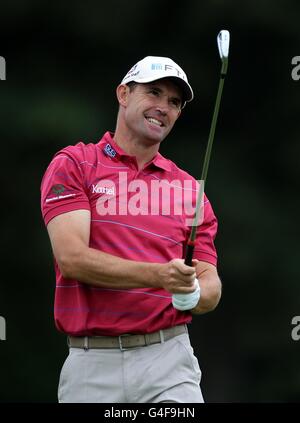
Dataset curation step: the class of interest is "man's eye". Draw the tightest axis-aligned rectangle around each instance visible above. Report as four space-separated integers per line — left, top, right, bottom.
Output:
171 99 181 108
149 89 159 96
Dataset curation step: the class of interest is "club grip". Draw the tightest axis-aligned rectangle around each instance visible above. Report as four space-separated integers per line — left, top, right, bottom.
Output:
184 243 195 266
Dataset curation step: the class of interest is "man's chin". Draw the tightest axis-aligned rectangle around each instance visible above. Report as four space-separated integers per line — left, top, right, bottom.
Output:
143 128 169 145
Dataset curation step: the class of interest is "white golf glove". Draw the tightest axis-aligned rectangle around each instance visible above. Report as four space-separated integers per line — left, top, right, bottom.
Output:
172 278 201 311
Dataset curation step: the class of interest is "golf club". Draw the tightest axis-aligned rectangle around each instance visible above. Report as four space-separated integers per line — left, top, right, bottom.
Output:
185 29 230 266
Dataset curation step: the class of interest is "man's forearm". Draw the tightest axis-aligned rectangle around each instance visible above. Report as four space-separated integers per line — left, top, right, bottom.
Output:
60 245 161 289
191 267 222 314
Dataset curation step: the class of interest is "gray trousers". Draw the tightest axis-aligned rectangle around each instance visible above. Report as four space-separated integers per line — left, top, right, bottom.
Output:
58 332 204 403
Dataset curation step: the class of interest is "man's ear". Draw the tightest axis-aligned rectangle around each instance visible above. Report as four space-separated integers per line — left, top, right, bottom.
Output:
116 84 130 107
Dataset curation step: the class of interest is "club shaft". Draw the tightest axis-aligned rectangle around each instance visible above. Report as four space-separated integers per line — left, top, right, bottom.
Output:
184 66 227 266
201 75 225 183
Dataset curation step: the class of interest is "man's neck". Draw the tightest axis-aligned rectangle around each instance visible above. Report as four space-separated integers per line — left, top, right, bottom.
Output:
113 132 160 170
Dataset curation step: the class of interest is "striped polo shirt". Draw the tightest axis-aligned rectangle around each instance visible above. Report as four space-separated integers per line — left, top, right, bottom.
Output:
40 131 218 336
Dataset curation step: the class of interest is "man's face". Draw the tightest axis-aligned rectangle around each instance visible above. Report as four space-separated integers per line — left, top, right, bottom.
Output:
121 79 183 145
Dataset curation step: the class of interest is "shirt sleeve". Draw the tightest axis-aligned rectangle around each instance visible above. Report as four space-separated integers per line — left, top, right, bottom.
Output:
40 150 90 226
192 195 218 266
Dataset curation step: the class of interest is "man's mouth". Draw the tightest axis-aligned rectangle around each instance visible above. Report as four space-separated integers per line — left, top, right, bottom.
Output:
145 116 164 127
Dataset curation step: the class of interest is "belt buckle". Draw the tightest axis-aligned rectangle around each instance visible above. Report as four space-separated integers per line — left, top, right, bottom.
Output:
118 334 131 351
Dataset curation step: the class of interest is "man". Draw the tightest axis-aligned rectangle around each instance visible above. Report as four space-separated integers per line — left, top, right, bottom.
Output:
40 56 222 403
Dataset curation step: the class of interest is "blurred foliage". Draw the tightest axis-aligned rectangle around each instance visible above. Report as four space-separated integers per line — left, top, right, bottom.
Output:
0 0 300 403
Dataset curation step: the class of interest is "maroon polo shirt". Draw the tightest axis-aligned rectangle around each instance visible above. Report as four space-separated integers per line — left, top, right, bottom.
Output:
41 132 218 336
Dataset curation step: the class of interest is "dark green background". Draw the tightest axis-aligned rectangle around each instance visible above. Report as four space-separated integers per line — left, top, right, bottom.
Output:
0 0 299 402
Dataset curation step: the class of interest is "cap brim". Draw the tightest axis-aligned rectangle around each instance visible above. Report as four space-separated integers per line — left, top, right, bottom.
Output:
123 75 194 104
166 77 194 103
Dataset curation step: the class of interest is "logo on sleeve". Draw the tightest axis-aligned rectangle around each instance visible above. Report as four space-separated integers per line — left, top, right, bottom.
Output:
45 184 76 203
52 184 65 195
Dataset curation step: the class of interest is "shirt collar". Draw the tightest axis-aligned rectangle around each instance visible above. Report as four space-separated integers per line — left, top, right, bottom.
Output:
98 131 129 161
98 131 172 172
150 153 172 172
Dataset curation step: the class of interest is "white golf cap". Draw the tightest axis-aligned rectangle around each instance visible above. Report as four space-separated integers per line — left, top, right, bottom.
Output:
121 56 194 105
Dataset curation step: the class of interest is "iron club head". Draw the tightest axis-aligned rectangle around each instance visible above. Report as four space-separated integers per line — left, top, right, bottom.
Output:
217 30 230 76
217 30 230 61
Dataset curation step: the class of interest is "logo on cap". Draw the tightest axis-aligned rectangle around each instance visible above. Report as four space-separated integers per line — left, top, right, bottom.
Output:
151 63 163 70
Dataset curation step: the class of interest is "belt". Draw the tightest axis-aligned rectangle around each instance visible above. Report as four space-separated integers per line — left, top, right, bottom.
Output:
67 324 187 351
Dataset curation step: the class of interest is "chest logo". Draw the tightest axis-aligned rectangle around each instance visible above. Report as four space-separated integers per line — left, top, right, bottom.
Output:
92 184 115 196
103 143 117 158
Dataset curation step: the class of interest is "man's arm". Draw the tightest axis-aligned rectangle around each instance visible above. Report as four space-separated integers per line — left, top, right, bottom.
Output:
191 261 222 314
46 209 197 294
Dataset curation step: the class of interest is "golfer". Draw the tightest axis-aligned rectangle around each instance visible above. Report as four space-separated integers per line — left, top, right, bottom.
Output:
40 56 222 403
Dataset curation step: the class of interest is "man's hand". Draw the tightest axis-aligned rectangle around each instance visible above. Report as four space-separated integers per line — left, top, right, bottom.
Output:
172 278 201 311
158 258 199 294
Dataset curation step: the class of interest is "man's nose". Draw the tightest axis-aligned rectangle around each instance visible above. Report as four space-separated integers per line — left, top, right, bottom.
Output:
155 106 168 116
155 97 170 114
